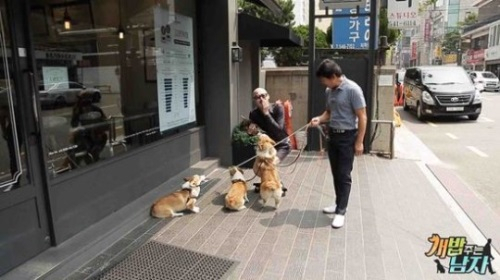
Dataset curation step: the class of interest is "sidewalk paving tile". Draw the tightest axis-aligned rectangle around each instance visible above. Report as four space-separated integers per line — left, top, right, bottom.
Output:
66 151 500 280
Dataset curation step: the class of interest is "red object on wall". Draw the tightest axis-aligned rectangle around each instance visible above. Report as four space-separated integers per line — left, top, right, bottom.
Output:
411 42 417 60
283 100 297 149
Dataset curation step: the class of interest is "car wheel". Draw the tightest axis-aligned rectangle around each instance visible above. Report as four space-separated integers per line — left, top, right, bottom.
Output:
55 96 66 108
92 91 101 103
403 96 409 111
416 102 425 121
468 114 479 121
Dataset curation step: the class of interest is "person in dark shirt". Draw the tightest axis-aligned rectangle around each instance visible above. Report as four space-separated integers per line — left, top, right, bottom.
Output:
60 91 109 169
248 88 290 195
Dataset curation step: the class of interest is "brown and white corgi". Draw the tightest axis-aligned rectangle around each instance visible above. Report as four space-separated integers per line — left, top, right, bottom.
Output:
150 174 206 218
255 135 282 209
225 166 249 211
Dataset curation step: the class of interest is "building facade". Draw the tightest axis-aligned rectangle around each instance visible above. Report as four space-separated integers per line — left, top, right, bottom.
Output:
462 0 500 71
486 19 500 75
0 0 300 277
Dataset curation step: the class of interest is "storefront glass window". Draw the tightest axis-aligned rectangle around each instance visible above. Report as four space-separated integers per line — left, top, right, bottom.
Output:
29 0 197 178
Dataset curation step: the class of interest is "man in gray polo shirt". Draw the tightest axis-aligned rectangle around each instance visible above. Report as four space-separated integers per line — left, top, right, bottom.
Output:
310 59 367 228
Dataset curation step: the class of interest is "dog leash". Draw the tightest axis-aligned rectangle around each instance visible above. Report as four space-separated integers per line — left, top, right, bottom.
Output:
234 123 310 169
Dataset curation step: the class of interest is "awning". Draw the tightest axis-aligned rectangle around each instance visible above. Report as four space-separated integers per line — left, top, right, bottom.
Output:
238 13 303 47
244 0 282 16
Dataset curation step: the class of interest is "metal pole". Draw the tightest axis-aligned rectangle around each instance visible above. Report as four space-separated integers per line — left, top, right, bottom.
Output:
307 0 316 151
364 0 377 153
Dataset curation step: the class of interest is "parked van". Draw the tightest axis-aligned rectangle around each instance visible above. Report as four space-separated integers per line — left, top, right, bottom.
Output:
403 66 482 121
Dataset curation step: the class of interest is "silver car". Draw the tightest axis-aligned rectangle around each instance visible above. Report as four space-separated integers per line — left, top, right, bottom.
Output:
469 71 500 92
39 82 101 108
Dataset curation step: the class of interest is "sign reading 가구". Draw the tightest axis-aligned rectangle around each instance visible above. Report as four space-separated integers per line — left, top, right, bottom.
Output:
332 2 370 50
388 0 418 29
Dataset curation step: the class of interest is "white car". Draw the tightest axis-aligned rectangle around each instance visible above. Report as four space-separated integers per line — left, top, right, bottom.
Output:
39 81 101 109
469 71 500 92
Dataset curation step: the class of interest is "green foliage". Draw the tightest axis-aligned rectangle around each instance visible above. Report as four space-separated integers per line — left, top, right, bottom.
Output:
237 0 295 26
232 120 259 146
379 8 400 45
273 25 328 66
326 25 332 46
459 12 478 27
442 30 461 52
419 0 438 13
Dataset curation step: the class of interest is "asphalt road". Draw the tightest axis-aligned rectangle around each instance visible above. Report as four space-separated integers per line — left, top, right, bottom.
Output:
399 90 500 215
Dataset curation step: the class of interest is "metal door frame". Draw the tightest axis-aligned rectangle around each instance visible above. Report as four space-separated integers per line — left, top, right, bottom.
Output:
0 0 53 275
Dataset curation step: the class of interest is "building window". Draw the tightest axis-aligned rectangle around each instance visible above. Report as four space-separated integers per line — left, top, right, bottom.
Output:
496 24 500 46
489 27 494 48
29 0 198 178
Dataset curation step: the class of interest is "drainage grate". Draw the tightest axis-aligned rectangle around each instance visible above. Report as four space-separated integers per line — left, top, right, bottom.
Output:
91 241 237 280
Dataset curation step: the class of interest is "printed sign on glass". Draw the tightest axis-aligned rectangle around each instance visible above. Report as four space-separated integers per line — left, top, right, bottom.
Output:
154 7 196 132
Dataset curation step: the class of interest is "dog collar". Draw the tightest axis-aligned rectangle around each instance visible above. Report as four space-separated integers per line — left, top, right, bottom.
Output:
231 179 246 183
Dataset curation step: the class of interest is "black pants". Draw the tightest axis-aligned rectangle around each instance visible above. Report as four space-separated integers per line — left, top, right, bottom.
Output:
327 129 357 215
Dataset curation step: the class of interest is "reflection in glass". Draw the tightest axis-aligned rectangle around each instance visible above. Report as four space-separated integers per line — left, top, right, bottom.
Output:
30 0 198 178
0 1 29 192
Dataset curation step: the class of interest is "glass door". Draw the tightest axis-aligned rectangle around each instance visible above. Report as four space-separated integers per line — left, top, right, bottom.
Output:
0 0 51 276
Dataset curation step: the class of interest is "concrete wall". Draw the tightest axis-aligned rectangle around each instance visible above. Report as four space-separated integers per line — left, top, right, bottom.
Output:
199 0 239 166
263 67 309 128
239 41 261 121
370 66 395 155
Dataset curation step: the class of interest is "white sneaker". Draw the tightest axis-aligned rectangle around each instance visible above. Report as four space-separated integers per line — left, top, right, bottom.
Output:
331 214 345 228
323 205 336 214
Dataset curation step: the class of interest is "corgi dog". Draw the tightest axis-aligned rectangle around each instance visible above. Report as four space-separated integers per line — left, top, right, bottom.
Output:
257 156 283 209
254 135 282 209
150 175 206 218
225 166 249 211
255 134 279 164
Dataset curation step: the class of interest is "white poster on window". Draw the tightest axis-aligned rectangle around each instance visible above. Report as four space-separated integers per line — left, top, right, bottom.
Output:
154 7 196 132
42 66 68 90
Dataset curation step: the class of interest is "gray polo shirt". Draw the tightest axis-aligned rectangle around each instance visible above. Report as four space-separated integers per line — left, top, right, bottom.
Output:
325 76 366 130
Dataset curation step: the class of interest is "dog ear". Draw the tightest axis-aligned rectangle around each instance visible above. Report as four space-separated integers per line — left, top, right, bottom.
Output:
181 181 191 189
237 167 244 174
184 176 193 182
269 138 276 146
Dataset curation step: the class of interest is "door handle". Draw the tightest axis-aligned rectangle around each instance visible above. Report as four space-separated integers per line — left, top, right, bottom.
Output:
28 72 40 134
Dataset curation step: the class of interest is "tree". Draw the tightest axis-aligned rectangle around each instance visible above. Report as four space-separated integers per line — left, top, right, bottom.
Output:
379 8 400 45
326 25 332 46
442 30 461 53
419 0 438 13
237 0 296 63
273 25 329 66
459 12 478 27
237 0 295 26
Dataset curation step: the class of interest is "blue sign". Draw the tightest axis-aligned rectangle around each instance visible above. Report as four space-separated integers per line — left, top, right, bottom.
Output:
332 4 371 49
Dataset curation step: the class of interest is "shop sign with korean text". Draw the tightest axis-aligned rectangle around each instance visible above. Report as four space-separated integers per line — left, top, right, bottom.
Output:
388 0 418 29
332 0 372 50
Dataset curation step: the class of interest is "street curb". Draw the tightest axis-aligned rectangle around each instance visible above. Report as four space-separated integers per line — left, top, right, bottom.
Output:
396 121 500 271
